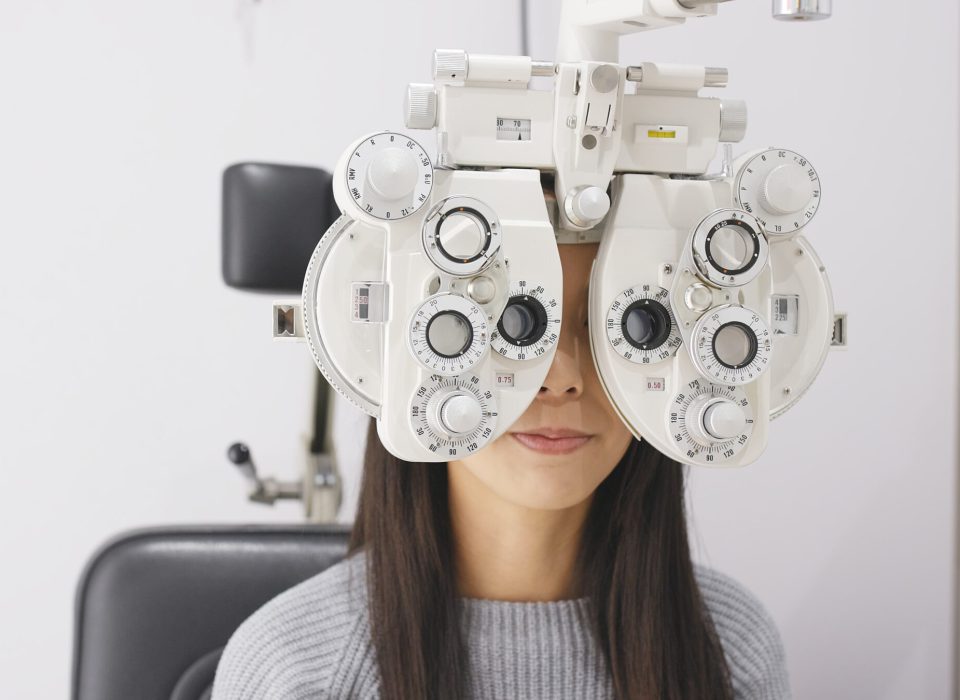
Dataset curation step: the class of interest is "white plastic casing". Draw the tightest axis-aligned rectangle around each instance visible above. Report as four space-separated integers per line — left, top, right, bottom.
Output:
303 134 563 462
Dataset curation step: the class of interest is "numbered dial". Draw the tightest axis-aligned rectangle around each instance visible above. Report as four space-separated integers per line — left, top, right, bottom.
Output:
690 209 769 288
606 285 682 364
691 305 772 385
410 374 498 457
422 197 502 276
346 132 433 220
491 280 560 361
735 148 820 236
669 379 755 464
408 293 489 376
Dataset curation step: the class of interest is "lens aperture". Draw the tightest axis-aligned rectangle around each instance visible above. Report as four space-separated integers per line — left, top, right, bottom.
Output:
426 310 473 358
712 321 758 369
436 208 489 262
622 299 671 351
497 296 548 347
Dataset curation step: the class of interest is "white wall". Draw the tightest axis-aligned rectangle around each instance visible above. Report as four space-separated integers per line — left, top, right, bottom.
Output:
0 2 955 699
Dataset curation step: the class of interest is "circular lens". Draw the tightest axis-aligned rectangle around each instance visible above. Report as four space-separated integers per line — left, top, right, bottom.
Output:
710 225 751 269
497 296 548 347
712 321 758 369
436 209 489 262
704 220 760 277
625 308 655 345
426 310 473 358
622 299 671 350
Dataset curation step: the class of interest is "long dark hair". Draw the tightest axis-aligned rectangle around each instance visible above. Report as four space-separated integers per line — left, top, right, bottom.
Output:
349 417 734 699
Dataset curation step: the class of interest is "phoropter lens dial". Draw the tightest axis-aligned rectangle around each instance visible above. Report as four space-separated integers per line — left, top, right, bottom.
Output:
690 209 769 288
410 374 498 457
422 197 502 276
606 285 681 364
491 280 560 361
690 304 771 385
669 379 755 464
408 293 489 376
734 148 821 236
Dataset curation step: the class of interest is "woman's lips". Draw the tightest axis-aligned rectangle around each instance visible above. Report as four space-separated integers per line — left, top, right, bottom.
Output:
511 432 592 455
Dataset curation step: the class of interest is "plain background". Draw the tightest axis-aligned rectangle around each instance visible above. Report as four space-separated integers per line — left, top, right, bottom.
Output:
1 1 956 698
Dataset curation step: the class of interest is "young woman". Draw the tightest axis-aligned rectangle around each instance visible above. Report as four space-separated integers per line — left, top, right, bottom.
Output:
212 242 790 699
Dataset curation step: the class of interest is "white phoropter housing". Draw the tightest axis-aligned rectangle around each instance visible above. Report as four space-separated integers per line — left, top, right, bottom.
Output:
276 0 840 466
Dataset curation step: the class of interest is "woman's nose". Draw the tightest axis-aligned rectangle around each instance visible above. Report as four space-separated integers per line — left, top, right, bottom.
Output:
537 323 585 403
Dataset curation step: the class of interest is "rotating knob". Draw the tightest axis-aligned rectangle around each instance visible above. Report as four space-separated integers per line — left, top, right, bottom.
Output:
404 83 437 130
344 132 433 220
366 148 419 201
760 164 815 216
718 99 748 143
429 389 483 437
564 185 610 228
687 395 748 446
702 400 747 440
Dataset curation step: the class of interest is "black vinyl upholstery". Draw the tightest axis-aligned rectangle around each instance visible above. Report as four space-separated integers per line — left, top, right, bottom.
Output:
72 524 352 700
221 163 338 293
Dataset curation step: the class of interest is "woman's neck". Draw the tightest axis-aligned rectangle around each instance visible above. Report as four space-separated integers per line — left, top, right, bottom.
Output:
447 460 592 602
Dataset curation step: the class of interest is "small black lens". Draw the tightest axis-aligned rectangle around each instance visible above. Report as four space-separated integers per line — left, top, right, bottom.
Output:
621 299 671 351
497 295 548 347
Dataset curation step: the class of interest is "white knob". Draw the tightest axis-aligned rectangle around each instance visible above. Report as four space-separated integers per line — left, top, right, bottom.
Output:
404 83 437 130
702 400 747 441
760 164 814 216
564 186 610 228
365 147 418 201
439 393 483 435
718 99 748 143
433 49 468 80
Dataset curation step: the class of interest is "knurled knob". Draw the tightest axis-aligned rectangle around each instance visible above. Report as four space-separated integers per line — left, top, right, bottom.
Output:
433 49 468 80
404 83 437 130
719 99 748 143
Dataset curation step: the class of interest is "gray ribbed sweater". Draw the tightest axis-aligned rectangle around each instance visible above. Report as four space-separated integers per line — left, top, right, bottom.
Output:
211 551 790 699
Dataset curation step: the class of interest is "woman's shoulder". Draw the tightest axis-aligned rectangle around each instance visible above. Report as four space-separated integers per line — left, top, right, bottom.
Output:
211 551 373 700
693 563 792 700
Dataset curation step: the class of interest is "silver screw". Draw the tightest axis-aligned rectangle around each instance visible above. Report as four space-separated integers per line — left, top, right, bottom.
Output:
783 386 792 395
566 115 577 128
663 264 673 275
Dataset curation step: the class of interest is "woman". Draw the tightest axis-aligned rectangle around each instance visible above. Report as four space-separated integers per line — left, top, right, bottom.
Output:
212 242 790 699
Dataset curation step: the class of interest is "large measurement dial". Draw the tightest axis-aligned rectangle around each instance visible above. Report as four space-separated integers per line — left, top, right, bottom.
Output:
669 379 755 464
345 132 433 220
606 284 682 364
691 305 772 385
735 148 820 236
491 280 560 361
410 374 498 458
408 293 489 375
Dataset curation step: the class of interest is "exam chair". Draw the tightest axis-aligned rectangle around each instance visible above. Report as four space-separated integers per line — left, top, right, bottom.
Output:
71 525 351 700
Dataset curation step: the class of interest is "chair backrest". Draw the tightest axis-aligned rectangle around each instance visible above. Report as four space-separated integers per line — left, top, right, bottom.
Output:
72 524 351 700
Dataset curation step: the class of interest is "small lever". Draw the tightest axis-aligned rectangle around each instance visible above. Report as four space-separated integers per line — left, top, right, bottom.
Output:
226 441 302 505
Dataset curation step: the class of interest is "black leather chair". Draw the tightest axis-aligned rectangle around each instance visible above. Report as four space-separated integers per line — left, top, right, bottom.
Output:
72 524 352 700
